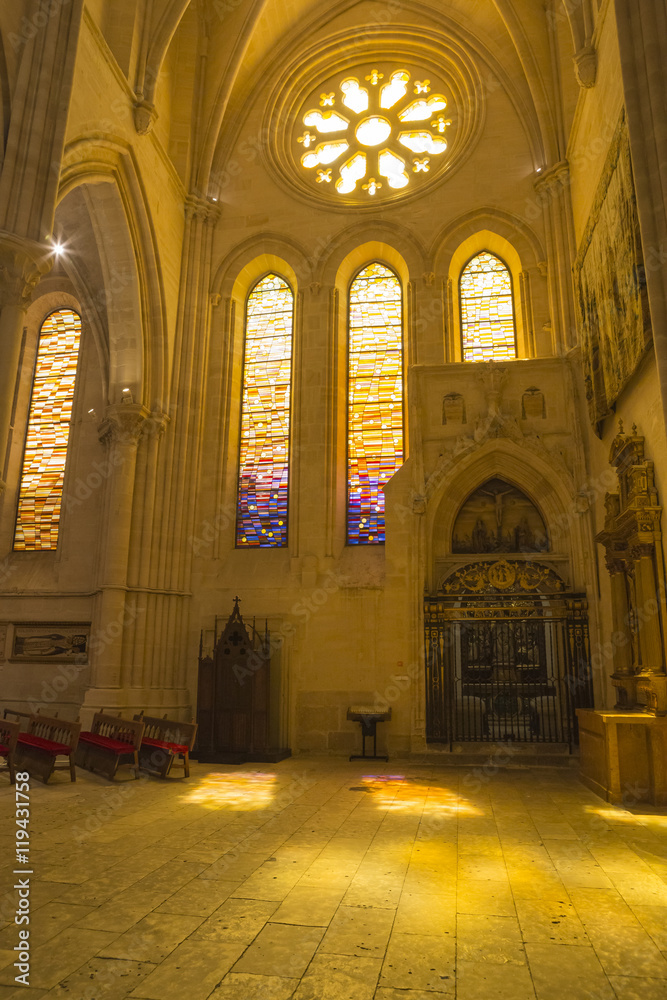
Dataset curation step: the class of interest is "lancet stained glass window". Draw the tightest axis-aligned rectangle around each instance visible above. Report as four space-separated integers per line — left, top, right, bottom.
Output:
236 274 293 547
460 252 517 362
348 262 404 544
14 309 82 551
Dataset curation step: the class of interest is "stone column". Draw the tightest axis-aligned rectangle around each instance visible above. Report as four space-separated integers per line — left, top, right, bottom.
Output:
84 404 149 709
0 233 52 488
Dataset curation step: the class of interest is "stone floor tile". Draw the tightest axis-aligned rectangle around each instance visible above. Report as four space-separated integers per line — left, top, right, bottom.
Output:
586 924 667 978
98 911 202 963
525 942 615 1000
456 960 536 999
155 878 240 916
292 952 381 999
270 885 345 925
192 897 279 942
0 903 91 950
0 989 48 999
342 877 403 909
392 892 456 935
0 928 118 990
515 896 589 945
608 976 667 999
457 913 526 965
375 990 453 1000
76 889 172 931
507 868 569 899
209 972 298 999
379 932 455 992
630 904 667 950
456 879 517 916
129 940 244 999
319 904 395 957
232 922 324 977
40 958 155 999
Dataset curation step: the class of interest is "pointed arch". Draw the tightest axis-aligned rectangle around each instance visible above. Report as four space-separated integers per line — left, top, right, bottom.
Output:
57 138 170 407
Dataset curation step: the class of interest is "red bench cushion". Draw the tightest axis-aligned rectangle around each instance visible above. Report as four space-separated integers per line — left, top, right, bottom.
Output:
18 734 72 755
0 743 9 756
80 732 136 755
142 737 189 754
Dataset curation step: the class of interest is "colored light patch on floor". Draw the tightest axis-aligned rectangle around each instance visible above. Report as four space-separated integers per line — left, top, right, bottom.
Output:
360 775 481 815
184 771 277 809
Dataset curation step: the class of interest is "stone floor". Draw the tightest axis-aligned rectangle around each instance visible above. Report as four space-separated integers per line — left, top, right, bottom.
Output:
1 756 667 999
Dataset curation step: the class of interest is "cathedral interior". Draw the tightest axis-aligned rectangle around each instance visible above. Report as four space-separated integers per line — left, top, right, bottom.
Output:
1 0 667 996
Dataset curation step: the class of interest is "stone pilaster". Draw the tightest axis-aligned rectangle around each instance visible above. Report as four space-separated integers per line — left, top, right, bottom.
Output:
534 161 576 355
84 404 150 700
0 233 53 489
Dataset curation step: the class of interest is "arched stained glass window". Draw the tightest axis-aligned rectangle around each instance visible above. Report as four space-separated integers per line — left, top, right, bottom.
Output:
460 252 517 362
236 274 293 547
14 308 82 551
348 262 404 544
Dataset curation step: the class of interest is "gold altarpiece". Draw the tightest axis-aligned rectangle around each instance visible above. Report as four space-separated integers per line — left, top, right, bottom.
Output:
578 423 667 805
595 423 667 715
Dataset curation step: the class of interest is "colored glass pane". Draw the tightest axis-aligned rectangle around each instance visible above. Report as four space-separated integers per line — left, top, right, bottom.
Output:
460 252 516 362
14 309 82 551
236 274 293 547
348 263 403 544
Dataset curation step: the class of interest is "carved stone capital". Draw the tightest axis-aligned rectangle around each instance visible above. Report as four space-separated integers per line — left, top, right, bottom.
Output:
0 232 53 310
574 44 597 89
133 99 158 135
98 403 151 448
534 159 570 194
185 194 220 226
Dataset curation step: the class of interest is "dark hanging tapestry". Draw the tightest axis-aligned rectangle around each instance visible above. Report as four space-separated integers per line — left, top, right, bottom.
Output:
573 111 652 432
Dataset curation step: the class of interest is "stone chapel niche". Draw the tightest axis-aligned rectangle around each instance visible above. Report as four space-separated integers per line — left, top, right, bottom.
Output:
452 478 549 555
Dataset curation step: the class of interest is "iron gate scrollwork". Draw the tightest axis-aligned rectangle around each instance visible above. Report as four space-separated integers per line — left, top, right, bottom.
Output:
425 561 594 750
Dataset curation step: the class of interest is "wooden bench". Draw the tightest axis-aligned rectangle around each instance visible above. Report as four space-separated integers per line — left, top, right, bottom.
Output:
76 713 144 781
134 712 198 778
14 714 81 784
0 718 20 784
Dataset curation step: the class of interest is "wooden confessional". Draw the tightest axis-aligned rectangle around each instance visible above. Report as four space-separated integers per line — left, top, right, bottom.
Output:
195 598 290 763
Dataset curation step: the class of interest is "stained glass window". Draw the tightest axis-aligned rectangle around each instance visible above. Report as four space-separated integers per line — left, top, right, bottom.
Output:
14 309 82 551
460 252 517 362
236 274 293 547
348 262 404 544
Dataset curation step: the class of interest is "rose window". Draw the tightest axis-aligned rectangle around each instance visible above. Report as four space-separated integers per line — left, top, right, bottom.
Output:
295 67 454 202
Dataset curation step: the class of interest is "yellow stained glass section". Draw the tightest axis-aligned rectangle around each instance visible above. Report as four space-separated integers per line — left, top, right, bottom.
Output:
460 252 517 362
236 274 293 547
348 263 404 545
14 309 82 551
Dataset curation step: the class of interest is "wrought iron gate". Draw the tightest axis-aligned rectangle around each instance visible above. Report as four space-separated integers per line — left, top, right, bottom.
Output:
425 570 594 750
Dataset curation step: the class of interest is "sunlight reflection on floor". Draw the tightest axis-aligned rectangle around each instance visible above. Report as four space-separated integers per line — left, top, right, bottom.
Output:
183 770 277 809
359 774 481 815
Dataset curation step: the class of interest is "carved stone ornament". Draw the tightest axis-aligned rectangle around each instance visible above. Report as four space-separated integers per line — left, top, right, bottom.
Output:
442 392 466 425
441 560 566 595
574 44 597 89
98 403 152 448
0 233 54 310
133 98 158 135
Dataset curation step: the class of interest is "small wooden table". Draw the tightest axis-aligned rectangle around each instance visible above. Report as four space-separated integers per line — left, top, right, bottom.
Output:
347 706 392 761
